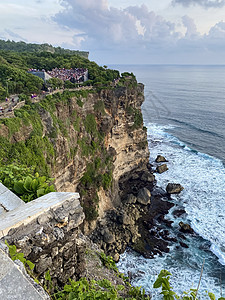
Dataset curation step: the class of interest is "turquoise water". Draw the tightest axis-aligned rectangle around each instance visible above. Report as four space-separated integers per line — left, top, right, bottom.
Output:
111 65 225 298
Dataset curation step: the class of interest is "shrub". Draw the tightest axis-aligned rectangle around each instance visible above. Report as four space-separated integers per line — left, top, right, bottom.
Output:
84 114 97 135
0 164 55 202
76 98 84 107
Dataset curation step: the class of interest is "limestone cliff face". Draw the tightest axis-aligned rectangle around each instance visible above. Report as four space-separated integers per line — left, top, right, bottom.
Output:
103 85 149 182
0 80 153 251
51 84 149 191
37 83 151 230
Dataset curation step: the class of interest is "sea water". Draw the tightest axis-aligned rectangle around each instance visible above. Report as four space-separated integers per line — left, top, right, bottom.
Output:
110 65 225 298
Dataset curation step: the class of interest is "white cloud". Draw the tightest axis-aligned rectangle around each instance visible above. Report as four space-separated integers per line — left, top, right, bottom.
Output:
1 0 225 63
52 0 225 63
54 1 181 51
182 15 199 38
173 0 225 8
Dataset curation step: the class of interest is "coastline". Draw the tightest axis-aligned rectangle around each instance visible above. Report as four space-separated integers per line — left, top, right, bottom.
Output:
117 121 225 298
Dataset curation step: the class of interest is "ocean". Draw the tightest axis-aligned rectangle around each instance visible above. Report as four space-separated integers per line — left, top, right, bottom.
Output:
110 65 225 299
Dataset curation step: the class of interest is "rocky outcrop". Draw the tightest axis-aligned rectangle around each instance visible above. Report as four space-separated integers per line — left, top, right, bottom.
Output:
0 192 85 287
166 183 184 194
155 155 167 163
156 164 168 174
179 222 194 234
137 187 151 205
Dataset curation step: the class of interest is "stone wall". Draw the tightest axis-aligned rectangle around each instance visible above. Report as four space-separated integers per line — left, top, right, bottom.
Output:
0 190 86 288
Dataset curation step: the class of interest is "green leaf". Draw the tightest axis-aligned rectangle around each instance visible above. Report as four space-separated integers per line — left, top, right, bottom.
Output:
162 277 171 290
16 253 25 262
38 176 46 184
31 179 39 191
45 270 51 281
13 181 26 195
26 260 35 270
8 244 17 258
159 269 172 278
23 176 33 191
37 188 45 198
34 278 39 284
64 285 73 292
153 278 163 289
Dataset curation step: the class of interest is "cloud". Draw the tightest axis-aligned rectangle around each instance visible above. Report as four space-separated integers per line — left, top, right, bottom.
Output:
0 29 27 42
172 0 225 8
182 15 199 38
54 1 180 52
52 0 225 64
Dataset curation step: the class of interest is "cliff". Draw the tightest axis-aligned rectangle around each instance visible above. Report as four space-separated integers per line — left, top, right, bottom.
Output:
0 77 158 260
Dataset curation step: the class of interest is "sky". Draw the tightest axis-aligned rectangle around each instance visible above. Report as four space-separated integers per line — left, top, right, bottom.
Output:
1 0 225 64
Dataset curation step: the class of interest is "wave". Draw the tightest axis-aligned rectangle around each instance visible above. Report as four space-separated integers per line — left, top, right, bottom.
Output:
165 118 224 139
146 123 225 263
117 122 225 298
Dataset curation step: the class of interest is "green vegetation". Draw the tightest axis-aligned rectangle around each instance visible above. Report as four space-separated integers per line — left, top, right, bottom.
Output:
0 40 142 100
5 240 35 271
76 98 84 107
54 277 124 300
0 87 113 220
0 41 120 99
84 114 97 135
0 40 139 222
117 72 138 89
0 39 89 57
153 269 225 300
126 106 143 130
0 164 55 202
100 252 119 274
0 62 43 97
94 100 106 115
13 174 55 202
52 252 149 299
5 242 149 299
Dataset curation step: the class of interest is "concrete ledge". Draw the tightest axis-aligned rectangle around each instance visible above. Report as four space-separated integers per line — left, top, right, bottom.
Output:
0 249 49 299
0 192 80 239
0 183 24 215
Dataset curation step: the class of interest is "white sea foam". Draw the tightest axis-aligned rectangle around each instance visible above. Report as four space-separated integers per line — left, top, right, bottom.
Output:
147 123 225 262
117 123 225 298
117 249 221 299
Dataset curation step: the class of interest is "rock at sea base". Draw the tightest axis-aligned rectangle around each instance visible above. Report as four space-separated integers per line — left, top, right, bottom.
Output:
179 221 194 234
156 164 168 174
137 187 151 205
155 155 167 163
166 183 184 194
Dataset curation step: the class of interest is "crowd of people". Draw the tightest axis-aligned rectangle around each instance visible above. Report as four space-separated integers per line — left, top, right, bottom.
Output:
46 68 88 83
28 68 88 83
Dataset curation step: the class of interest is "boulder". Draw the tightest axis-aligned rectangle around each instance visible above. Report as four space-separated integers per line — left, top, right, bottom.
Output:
155 155 167 163
118 212 133 225
156 164 168 174
179 222 194 234
172 209 186 218
179 241 189 248
141 172 155 182
137 188 151 205
125 194 137 204
103 229 115 244
166 183 184 194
